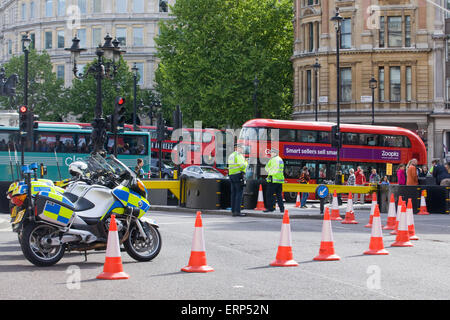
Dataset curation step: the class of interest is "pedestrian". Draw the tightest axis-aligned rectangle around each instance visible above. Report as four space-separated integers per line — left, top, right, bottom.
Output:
381 176 390 185
299 166 310 208
439 162 450 186
369 168 381 184
355 166 366 204
432 160 450 185
347 168 356 186
396 164 406 185
228 143 248 217
134 158 145 179
406 158 419 186
264 148 285 213
419 165 430 178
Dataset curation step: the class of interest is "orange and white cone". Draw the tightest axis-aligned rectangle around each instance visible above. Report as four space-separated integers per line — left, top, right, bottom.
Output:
341 192 358 224
295 193 301 208
255 184 266 211
270 210 298 267
330 190 342 221
97 215 130 280
417 190 429 215
390 196 403 235
313 207 340 261
383 193 397 230
365 193 378 228
391 203 413 247
364 204 389 255
406 198 419 240
181 211 214 273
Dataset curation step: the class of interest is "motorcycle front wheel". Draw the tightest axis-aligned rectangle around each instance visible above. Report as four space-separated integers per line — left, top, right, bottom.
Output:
20 223 65 267
124 221 161 262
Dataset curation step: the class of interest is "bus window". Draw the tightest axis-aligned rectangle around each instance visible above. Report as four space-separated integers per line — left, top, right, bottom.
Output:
317 131 330 144
343 132 359 145
108 134 148 155
77 134 92 153
0 130 19 152
284 164 302 180
305 162 316 179
202 131 213 143
360 133 378 146
380 135 403 147
318 163 327 181
35 132 76 153
404 136 411 148
298 130 317 143
279 129 296 142
239 127 258 140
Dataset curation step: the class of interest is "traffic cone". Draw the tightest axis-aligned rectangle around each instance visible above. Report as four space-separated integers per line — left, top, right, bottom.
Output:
391 203 413 247
181 211 214 273
417 190 429 215
390 196 403 235
406 198 419 240
383 193 397 230
97 215 130 280
364 205 389 255
313 207 340 261
330 190 342 221
365 193 377 228
255 184 266 211
295 193 301 208
270 210 298 267
341 192 358 224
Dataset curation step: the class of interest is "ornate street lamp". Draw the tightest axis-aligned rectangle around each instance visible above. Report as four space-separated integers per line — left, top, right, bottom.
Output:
132 63 139 130
369 76 378 125
313 58 321 122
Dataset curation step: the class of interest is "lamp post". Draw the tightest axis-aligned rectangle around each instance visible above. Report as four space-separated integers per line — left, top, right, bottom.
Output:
65 34 125 153
331 7 343 171
132 63 139 130
21 33 32 166
313 58 321 122
369 76 378 125
253 76 260 118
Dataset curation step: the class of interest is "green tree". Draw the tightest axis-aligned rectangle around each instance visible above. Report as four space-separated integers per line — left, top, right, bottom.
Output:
0 50 68 121
155 0 293 128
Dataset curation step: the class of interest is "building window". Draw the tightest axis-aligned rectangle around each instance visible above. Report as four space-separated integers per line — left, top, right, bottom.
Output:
133 27 144 46
340 67 352 102
77 28 86 48
159 0 168 12
57 30 65 48
133 0 144 13
308 22 314 52
30 33 35 49
406 66 412 102
379 16 385 48
30 1 35 19
379 67 385 102
390 67 401 102
405 16 411 47
45 31 53 49
78 0 87 14
388 16 402 47
57 0 65 16
135 62 144 85
8 40 12 55
92 28 102 47
116 0 127 13
340 18 351 49
306 70 312 104
56 65 65 80
93 0 102 13
46 0 53 17
116 28 127 46
22 3 26 20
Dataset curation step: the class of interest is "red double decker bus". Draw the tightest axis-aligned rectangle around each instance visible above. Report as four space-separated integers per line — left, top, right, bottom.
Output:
238 119 427 202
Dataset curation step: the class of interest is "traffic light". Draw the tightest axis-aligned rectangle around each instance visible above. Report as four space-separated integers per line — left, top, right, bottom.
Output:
172 105 183 130
19 106 29 135
331 125 341 148
156 113 166 142
115 96 126 132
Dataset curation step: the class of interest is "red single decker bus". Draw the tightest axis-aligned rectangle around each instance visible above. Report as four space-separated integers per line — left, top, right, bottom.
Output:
238 119 427 202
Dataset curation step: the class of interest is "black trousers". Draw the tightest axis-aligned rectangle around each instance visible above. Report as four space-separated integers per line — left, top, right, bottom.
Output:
266 182 284 212
230 174 244 213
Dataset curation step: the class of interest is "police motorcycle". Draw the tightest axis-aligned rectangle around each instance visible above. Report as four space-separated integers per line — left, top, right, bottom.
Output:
18 153 161 267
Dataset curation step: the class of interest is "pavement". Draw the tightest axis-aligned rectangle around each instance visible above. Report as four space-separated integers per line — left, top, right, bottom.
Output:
150 201 373 219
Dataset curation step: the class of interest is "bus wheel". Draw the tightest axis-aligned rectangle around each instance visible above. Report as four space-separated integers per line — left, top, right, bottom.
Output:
284 192 297 203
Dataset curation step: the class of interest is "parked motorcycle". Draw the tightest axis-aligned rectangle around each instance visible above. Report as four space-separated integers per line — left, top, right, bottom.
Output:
15 153 161 267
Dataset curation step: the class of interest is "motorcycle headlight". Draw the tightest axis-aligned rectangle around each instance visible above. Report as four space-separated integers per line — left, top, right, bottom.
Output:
11 194 26 207
136 179 147 197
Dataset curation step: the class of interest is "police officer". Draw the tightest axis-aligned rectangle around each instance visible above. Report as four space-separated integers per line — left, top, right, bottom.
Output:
228 143 248 216
264 148 285 213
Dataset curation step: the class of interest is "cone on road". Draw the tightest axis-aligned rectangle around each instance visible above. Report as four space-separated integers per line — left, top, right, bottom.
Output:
181 211 214 273
383 193 397 230
364 205 389 255
406 198 419 240
295 192 301 208
391 203 413 247
330 190 342 221
365 193 378 228
313 207 340 261
341 192 358 224
97 215 130 280
270 210 299 267
255 184 266 211
417 190 429 215
390 196 403 235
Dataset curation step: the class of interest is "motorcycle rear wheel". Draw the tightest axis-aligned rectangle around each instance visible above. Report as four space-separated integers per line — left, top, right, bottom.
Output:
20 223 65 267
124 221 161 262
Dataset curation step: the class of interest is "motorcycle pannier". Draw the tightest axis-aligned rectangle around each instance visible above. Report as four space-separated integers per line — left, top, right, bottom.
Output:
35 192 75 227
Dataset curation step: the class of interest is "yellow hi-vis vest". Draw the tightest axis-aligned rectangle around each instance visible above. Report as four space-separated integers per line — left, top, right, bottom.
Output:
228 151 247 175
265 155 285 183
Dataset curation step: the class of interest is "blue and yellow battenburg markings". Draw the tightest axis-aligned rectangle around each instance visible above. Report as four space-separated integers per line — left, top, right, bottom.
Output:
104 186 150 219
39 192 75 225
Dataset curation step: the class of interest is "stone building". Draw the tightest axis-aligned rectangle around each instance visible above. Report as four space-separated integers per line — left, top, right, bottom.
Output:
292 0 450 163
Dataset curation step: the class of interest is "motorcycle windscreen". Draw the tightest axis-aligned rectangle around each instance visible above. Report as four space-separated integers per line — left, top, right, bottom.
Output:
35 192 75 227
112 186 150 219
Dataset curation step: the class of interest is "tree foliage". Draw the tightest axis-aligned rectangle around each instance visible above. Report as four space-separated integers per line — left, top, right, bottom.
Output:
155 0 294 128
